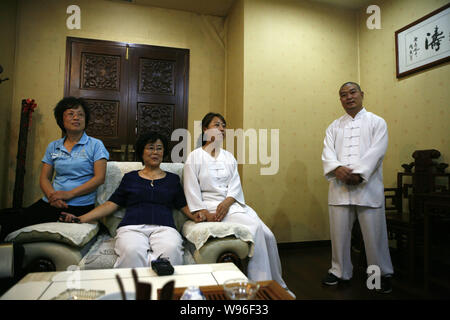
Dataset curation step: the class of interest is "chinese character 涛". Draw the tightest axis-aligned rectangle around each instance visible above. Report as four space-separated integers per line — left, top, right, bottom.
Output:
425 26 445 51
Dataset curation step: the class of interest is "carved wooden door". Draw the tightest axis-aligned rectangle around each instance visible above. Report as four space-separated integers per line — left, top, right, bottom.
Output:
65 37 189 161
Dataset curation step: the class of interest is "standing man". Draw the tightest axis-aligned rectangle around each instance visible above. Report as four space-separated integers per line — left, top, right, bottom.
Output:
321 82 394 293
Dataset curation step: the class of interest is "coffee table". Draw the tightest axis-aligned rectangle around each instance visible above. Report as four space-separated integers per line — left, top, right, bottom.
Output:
1 263 247 300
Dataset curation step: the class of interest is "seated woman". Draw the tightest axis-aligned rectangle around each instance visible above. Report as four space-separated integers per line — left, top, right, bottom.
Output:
183 112 294 297
0 96 109 241
61 132 201 268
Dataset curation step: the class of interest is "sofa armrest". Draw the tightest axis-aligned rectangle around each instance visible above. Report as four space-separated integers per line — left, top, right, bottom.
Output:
20 242 83 272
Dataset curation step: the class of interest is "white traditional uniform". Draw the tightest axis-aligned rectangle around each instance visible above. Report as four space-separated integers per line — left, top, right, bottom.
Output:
322 108 393 280
183 147 289 288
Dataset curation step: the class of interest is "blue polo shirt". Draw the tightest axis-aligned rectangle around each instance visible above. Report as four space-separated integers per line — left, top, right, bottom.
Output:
41 132 109 206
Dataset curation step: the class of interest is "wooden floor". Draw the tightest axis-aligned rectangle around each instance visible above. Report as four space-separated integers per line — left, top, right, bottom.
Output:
278 243 450 300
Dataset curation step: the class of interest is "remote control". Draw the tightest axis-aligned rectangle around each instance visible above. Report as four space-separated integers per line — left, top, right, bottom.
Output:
151 255 174 276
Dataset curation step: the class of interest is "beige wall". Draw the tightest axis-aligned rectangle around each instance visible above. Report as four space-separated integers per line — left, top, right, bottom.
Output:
5 0 226 207
0 0 17 208
225 0 245 137
225 0 245 178
358 0 450 189
240 0 359 242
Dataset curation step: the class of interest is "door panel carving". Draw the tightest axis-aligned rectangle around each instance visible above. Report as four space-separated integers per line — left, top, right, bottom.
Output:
139 58 175 95
85 99 119 138
137 103 174 139
65 37 189 161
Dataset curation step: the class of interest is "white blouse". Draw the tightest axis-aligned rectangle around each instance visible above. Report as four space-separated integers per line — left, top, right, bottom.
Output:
183 147 250 216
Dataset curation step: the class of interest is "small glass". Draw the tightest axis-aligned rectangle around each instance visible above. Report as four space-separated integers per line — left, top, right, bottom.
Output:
223 278 260 300
180 286 206 300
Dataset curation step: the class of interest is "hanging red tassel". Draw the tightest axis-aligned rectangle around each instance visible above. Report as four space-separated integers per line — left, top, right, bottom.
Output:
22 98 38 128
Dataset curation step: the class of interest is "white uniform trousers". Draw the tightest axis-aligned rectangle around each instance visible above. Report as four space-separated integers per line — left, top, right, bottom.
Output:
114 224 184 269
222 210 289 290
328 205 394 280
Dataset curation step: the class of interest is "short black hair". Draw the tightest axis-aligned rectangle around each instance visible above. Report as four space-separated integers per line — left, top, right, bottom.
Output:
135 131 169 164
54 96 90 133
339 82 362 92
201 112 226 146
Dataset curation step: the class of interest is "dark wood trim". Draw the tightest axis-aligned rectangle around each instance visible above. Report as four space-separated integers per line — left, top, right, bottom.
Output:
277 240 331 250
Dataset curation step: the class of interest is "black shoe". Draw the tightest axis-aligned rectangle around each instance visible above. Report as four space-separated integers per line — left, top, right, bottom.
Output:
377 276 392 294
322 272 340 286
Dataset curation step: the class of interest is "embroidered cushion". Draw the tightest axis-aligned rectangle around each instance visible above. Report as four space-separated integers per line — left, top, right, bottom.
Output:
182 221 254 257
5 222 99 248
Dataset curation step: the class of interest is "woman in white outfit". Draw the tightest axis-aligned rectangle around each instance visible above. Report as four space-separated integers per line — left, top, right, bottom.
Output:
61 132 201 268
183 113 294 297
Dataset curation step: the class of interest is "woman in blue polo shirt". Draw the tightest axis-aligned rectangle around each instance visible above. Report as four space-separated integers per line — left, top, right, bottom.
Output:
61 132 202 268
0 97 109 240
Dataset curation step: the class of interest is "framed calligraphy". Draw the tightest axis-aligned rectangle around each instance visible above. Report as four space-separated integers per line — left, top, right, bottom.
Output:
395 3 450 78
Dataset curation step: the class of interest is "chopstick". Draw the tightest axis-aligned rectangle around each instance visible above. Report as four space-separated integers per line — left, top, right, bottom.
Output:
115 274 127 300
132 268 152 300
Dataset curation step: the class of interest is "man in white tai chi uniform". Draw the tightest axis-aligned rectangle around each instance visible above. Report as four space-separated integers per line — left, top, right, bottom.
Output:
321 82 394 293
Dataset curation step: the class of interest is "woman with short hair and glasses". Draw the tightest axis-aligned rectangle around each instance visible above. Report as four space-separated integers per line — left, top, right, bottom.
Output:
0 96 109 241
61 132 201 268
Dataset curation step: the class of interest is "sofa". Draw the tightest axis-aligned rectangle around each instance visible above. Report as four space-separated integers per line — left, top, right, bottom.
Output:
4 162 254 276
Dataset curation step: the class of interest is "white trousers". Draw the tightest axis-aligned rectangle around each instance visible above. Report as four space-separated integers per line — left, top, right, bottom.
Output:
328 205 394 280
223 208 288 289
114 224 184 269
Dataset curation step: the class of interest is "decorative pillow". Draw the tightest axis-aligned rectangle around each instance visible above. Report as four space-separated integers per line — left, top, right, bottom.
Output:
182 221 254 257
98 162 186 236
5 222 99 248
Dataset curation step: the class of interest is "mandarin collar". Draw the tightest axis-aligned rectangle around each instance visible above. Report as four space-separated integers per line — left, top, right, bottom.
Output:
344 107 366 121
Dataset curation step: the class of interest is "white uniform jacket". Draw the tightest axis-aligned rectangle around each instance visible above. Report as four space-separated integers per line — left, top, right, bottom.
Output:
322 108 388 208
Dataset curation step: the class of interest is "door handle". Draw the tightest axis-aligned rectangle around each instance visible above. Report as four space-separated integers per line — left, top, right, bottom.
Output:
128 144 135 161
111 144 127 161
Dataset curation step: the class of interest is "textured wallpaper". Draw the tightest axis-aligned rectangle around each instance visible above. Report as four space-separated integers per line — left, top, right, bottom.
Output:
358 0 450 189
241 0 359 242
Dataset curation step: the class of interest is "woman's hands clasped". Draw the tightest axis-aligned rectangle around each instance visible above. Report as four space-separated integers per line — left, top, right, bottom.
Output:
48 190 75 209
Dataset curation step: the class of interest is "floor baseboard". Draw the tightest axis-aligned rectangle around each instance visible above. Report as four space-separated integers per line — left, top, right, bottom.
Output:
278 240 331 250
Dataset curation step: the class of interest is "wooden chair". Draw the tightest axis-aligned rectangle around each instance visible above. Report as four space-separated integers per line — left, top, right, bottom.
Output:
385 174 420 281
385 150 450 282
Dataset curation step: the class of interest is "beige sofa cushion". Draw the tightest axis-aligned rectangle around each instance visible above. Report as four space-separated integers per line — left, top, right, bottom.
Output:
78 233 197 270
5 222 99 248
78 234 118 270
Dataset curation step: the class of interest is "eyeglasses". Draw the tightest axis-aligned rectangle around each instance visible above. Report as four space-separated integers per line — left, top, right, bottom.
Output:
64 112 85 119
144 146 164 153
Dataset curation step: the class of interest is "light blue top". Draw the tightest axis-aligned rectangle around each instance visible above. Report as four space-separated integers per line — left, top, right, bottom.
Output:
41 132 109 206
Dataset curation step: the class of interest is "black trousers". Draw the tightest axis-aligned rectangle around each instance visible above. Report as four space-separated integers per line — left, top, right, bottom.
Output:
0 199 94 241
